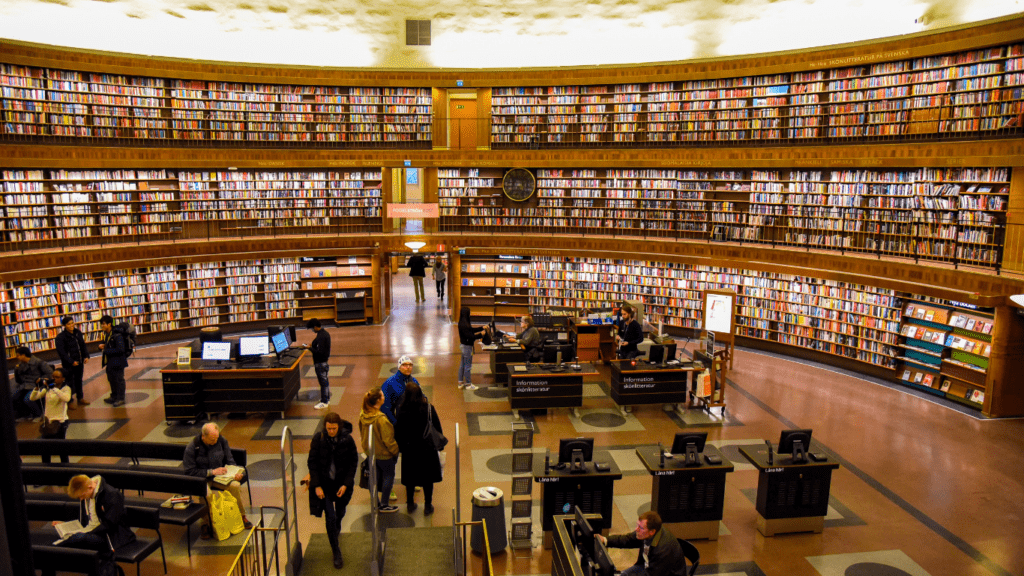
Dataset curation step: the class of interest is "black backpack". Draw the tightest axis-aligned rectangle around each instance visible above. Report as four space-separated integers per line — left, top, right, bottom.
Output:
114 322 137 357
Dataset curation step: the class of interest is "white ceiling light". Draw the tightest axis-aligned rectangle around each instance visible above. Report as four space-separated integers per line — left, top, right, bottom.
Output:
404 241 426 253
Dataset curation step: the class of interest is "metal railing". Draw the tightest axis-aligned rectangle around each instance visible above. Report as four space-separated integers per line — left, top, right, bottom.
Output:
279 426 302 576
453 518 495 576
224 506 286 576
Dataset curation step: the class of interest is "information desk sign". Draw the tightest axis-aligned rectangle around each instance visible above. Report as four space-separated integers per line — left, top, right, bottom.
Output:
738 445 840 537
634 444 734 540
507 362 597 420
609 360 694 408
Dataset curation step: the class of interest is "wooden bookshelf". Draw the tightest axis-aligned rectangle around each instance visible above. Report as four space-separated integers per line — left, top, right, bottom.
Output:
457 255 533 322
0 65 432 147
897 298 995 410
299 255 375 323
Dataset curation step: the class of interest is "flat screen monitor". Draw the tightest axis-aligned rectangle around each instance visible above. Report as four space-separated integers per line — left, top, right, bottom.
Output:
590 535 615 576
543 342 574 364
648 343 677 365
238 336 269 357
671 432 708 467
271 331 290 355
778 428 813 463
202 342 232 362
573 507 597 562
268 325 296 346
558 437 594 471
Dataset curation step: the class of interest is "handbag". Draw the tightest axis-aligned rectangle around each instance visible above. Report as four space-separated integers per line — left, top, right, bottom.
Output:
358 457 370 490
208 491 232 541
39 417 61 437
424 404 448 451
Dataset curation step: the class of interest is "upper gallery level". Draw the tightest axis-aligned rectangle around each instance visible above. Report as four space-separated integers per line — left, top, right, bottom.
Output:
3 15 1024 150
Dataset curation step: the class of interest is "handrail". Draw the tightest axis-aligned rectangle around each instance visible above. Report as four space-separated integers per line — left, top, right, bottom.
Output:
367 424 383 576
454 518 494 576
279 426 301 576
224 506 286 576
455 422 461 523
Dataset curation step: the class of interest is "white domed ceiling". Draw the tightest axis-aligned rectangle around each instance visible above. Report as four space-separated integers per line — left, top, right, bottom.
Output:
0 0 1020 69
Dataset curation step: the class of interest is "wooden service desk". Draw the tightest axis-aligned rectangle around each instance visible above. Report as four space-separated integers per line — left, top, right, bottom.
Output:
610 360 695 415
507 362 597 419
738 445 840 537
534 457 622 549
482 342 526 386
160 350 307 422
635 445 734 540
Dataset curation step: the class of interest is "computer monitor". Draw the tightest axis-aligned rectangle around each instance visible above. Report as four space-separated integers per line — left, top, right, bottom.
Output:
671 432 708 467
268 325 296 346
238 336 269 357
202 342 232 362
590 535 615 576
648 343 677 365
543 342 574 365
573 507 597 562
270 331 290 355
558 437 595 472
778 428 813 463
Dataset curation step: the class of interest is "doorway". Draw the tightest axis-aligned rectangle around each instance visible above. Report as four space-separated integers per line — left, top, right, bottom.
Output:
449 98 478 150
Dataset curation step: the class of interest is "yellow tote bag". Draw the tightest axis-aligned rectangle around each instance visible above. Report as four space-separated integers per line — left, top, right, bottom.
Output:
220 490 246 535
208 491 232 541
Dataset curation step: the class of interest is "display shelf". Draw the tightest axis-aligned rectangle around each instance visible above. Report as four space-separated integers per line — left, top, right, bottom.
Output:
458 255 532 322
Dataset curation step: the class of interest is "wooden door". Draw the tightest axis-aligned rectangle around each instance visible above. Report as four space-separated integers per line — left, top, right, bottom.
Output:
449 99 477 149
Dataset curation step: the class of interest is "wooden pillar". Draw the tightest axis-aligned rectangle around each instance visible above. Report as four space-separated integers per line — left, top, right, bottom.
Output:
381 167 394 233
451 253 462 318
371 253 382 324
984 303 1024 417
423 167 439 234
1002 166 1024 274
477 88 492 151
433 87 449 150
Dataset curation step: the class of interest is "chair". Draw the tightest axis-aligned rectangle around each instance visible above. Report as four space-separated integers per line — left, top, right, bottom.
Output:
116 506 167 576
677 538 700 576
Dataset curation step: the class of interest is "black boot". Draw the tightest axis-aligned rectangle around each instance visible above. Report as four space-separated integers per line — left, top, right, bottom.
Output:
333 547 343 569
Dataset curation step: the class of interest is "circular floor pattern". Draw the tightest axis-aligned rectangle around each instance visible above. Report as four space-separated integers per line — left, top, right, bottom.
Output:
580 412 627 428
485 454 514 476
162 423 204 438
845 563 914 576
635 502 652 516
123 391 149 405
247 459 283 481
474 386 507 399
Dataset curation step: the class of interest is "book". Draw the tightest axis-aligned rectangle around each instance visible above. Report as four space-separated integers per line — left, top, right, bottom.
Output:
914 372 924 383
53 519 87 543
901 369 911 381
971 390 985 403
940 379 951 392
924 310 935 321
973 341 985 354
930 331 942 344
981 322 992 334
922 374 933 386
906 305 916 317
984 344 991 356
965 318 977 331
213 465 245 486
916 308 926 319
906 326 918 338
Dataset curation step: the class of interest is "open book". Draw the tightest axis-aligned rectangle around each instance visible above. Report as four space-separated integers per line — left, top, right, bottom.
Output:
213 465 245 486
53 519 87 544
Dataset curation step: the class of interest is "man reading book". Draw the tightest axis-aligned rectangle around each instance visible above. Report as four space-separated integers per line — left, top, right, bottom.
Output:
184 422 252 538
51 474 135 575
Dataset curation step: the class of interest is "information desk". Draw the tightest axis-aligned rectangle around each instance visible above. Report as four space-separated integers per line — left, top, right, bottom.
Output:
482 342 526 386
534 458 621 549
738 445 840 536
610 360 694 413
635 444 734 540
160 350 307 421
508 362 597 419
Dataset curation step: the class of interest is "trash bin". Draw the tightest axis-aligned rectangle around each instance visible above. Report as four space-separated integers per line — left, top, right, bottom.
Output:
470 486 507 554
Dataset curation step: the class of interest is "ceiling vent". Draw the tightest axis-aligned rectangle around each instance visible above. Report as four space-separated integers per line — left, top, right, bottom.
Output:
406 20 431 46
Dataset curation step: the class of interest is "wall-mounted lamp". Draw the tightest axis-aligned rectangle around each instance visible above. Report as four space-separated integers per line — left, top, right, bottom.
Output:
404 241 426 253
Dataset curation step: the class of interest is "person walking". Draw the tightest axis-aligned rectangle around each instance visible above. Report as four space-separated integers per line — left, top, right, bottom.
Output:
303 318 332 410
394 382 444 515
457 307 489 391
359 388 400 513
407 252 428 303
307 412 357 568
432 258 447 302
98 315 128 407
54 316 90 408
30 367 73 464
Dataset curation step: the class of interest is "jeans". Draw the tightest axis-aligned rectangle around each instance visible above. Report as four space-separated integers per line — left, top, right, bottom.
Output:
375 457 397 507
620 565 649 576
63 362 85 400
13 389 42 418
435 279 445 299
41 420 70 464
314 362 331 403
106 365 126 401
459 344 474 384
323 484 353 552
412 276 425 301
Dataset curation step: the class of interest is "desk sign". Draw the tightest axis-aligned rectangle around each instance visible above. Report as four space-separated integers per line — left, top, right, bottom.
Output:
177 347 192 366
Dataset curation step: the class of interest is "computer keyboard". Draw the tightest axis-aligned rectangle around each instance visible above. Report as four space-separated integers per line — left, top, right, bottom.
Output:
199 364 231 370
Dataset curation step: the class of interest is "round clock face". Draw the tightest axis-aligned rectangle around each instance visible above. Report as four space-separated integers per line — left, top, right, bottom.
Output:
502 168 536 202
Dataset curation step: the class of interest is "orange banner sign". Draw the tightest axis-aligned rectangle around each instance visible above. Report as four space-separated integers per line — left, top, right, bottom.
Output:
387 203 439 218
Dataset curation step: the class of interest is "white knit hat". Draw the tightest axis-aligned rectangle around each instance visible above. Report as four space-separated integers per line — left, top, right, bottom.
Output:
398 355 413 366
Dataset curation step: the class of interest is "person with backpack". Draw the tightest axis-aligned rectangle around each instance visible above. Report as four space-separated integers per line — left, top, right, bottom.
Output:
98 315 129 407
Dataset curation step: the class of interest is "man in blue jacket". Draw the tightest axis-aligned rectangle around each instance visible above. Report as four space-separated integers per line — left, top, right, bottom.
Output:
98 315 127 407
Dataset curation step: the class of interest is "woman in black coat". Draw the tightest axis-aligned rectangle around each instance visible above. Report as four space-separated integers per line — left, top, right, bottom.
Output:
307 412 358 568
394 382 443 515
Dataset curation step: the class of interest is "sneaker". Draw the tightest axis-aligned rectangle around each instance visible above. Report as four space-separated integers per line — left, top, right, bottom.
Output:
112 399 126 407
378 505 398 513
465 384 479 391
102 397 116 404
389 490 398 501
314 402 328 410
457 382 465 389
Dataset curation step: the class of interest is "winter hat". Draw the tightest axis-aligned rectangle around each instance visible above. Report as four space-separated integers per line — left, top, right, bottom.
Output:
398 355 413 366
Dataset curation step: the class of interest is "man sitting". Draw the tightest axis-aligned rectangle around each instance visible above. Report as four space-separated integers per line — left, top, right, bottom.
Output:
597 511 686 576
183 423 252 538
53 474 136 576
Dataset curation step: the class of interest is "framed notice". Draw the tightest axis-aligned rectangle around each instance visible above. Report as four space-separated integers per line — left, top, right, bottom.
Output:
703 290 735 335
177 347 192 366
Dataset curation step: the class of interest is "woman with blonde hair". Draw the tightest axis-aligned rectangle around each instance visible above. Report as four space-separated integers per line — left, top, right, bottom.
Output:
358 387 400 512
